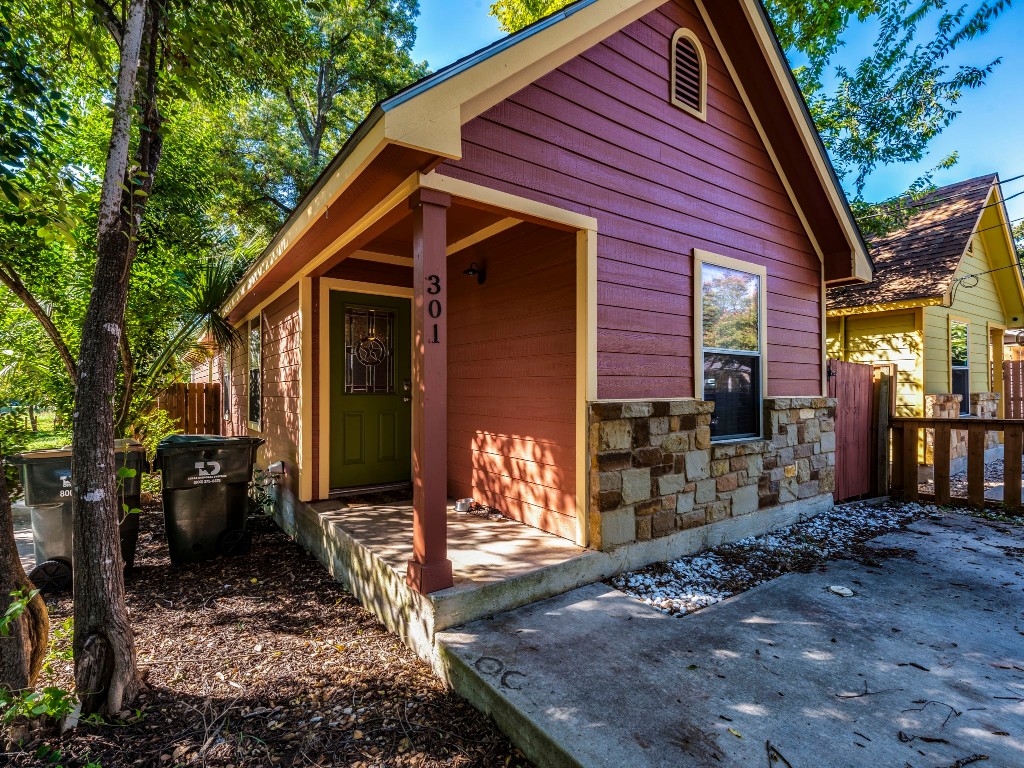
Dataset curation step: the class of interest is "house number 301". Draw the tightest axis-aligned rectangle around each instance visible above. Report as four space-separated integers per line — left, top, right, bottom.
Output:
426 274 442 344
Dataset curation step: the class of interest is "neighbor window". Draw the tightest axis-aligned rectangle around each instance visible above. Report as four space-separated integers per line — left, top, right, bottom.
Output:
950 319 969 415
248 316 261 430
670 28 707 121
696 253 765 440
221 344 231 422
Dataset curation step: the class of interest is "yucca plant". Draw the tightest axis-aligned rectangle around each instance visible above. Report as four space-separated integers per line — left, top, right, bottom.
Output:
114 237 259 435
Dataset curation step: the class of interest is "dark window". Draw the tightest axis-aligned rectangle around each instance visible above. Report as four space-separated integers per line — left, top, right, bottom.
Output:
221 346 231 421
701 262 762 440
704 354 760 439
671 30 705 117
248 317 261 429
950 320 969 415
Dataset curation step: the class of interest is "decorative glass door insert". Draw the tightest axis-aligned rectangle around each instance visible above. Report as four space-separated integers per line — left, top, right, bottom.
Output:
344 307 395 394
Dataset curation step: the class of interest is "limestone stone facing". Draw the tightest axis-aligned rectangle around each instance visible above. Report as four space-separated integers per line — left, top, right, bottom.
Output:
921 392 1000 479
589 397 837 550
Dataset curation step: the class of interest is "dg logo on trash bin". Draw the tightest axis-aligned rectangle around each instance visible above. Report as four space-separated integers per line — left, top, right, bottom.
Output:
194 461 222 476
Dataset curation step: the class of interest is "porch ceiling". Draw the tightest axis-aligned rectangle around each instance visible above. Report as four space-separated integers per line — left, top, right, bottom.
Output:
309 197 524 276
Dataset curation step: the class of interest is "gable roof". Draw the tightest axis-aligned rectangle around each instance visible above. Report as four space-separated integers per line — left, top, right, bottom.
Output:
827 175 1020 311
225 0 872 320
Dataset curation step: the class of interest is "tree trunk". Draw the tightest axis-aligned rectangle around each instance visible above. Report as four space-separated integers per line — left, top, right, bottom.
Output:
0 465 49 694
28 405 37 432
71 0 149 716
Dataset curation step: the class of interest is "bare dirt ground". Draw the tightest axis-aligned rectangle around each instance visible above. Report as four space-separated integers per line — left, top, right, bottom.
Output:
3 506 531 768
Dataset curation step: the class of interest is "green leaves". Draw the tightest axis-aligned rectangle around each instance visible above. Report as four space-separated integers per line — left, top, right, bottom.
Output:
227 0 428 223
0 588 40 637
791 0 1011 198
488 0 1012 212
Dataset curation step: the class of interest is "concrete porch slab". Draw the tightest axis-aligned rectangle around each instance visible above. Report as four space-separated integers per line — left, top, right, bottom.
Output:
437 514 1024 768
275 491 836 663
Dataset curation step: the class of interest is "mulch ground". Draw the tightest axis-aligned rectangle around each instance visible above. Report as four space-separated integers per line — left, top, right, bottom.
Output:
4 505 532 768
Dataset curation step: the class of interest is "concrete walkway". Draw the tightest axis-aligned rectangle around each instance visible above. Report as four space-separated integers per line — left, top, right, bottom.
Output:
13 503 34 573
438 514 1024 767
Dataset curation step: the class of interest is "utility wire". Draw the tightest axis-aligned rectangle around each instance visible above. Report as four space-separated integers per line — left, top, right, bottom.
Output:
855 173 1024 221
869 188 1024 246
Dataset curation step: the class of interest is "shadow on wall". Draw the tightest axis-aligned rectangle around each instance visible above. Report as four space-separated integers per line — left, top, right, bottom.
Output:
444 223 578 541
847 330 923 417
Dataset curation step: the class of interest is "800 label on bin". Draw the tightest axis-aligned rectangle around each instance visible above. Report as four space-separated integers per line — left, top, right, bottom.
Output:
188 461 227 485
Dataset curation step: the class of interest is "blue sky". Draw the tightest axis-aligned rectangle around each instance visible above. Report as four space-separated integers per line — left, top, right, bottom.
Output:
411 2 1024 224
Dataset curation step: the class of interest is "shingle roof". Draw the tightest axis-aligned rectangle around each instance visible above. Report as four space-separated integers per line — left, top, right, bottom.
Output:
827 175 996 310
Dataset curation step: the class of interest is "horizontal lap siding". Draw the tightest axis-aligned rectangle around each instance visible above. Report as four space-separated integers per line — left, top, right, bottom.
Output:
447 225 577 540
844 312 922 417
221 286 302 476
923 236 1005 397
260 287 301 471
439 0 822 399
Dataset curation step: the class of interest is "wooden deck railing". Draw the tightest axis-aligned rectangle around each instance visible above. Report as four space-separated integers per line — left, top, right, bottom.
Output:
890 417 1022 511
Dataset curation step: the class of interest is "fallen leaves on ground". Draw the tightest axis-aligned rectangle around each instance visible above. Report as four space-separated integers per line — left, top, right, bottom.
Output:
5 506 531 768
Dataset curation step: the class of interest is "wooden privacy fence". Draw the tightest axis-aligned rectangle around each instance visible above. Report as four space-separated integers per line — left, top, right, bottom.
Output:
827 359 891 501
1004 360 1024 418
827 359 873 501
890 417 1022 512
155 382 221 435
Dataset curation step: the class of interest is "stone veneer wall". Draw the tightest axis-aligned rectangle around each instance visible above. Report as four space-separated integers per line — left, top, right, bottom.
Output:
922 392 1000 477
589 398 837 550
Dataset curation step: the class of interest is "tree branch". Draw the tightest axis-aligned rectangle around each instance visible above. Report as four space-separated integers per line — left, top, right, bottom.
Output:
283 85 316 157
253 193 293 215
89 0 124 47
0 259 78 384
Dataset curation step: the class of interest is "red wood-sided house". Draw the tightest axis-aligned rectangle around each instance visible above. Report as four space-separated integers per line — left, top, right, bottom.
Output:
205 0 870 634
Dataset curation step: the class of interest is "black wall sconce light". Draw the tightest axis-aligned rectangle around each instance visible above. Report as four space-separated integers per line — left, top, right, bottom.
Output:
463 261 486 285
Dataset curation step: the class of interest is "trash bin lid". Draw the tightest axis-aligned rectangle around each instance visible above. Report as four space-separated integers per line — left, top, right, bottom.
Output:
8 439 147 464
7 447 71 463
155 434 265 457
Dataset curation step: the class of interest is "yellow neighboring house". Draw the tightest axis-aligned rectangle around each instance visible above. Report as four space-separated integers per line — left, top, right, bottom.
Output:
827 174 1024 418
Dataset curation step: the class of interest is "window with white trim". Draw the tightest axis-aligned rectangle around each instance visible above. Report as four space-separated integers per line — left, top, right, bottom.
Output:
221 344 231 422
950 319 969 415
695 253 765 440
248 316 262 430
671 28 707 121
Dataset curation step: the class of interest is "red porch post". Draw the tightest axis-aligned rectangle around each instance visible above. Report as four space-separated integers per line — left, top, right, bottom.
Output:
407 188 454 594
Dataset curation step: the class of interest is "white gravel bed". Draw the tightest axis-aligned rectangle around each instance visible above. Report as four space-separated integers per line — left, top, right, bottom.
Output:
919 457 1012 498
610 500 937 617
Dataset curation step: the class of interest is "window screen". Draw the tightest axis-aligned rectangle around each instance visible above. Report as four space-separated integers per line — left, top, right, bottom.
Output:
701 263 761 440
248 317 261 428
221 345 231 421
950 320 969 415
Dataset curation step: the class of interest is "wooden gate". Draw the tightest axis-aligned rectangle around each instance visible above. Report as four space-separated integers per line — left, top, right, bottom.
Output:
155 382 221 435
1003 360 1024 418
827 359 877 501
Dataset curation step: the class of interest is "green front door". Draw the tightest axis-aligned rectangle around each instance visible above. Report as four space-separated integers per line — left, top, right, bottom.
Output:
329 291 412 489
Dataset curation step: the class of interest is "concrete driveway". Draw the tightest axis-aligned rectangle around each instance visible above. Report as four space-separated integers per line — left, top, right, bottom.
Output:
438 514 1024 768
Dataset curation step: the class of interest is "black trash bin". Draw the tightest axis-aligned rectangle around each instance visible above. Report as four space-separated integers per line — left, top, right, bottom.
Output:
154 435 264 564
8 440 148 593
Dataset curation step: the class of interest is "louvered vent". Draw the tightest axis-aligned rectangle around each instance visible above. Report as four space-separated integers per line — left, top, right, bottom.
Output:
671 30 705 119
